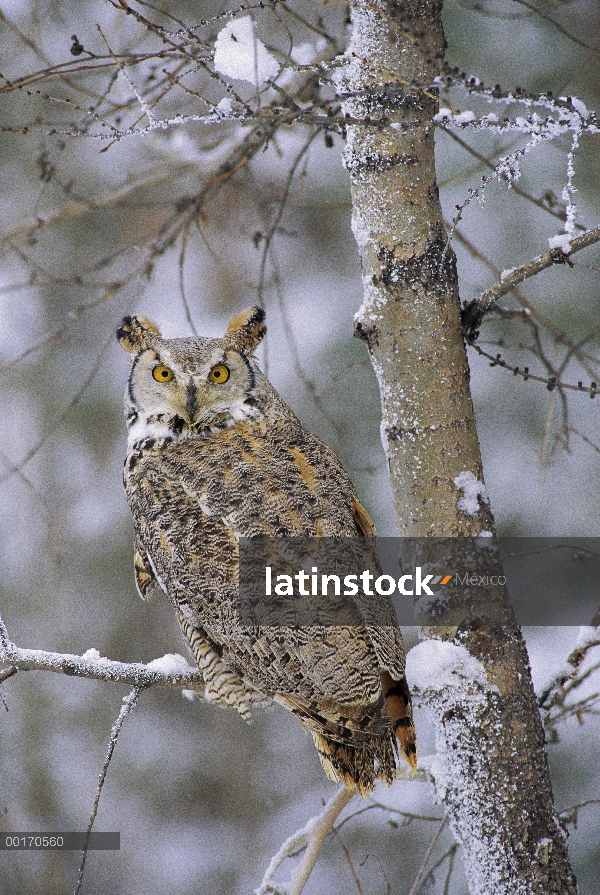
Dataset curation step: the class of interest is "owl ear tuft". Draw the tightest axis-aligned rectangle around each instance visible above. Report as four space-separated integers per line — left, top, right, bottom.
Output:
223 306 266 356
117 315 162 353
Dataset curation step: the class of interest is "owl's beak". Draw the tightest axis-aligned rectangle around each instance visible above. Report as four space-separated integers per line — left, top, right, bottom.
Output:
186 382 197 421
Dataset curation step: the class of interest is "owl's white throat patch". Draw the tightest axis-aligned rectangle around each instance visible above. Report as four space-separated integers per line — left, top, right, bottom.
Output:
126 412 178 451
126 393 263 451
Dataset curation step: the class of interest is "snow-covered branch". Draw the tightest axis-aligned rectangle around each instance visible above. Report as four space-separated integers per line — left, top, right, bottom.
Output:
0 617 204 693
256 785 355 895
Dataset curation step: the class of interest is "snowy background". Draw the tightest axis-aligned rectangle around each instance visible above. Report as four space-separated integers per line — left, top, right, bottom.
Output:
0 0 600 892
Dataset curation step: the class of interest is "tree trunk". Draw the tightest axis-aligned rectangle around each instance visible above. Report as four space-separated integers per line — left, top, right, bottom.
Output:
339 1 578 891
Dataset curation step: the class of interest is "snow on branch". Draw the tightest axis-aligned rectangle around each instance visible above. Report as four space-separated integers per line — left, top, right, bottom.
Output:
433 73 598 248
256 785 355 895
0 613 204 693
539 627 600 740
406 640 498 799
435 67 597 137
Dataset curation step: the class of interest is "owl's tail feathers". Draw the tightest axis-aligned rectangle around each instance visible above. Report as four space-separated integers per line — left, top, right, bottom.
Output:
311 674 417 797
311 731 397 798
381 671 418 771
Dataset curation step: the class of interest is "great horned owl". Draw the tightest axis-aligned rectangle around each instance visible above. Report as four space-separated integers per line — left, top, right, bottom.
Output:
117 307 416 795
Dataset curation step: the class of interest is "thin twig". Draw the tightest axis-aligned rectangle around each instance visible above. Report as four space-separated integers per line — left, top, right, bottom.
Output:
0 333 113 486
0 666 17 684
559 798 600 826
442 844 458 895
510 0 598 52
420 842 460 893
406 813 448 895
178 225 198 336
444 128 586 231
0 447 63 551
539 630 600 708
331 825 365 895
336 802 441 832
74 686 144 895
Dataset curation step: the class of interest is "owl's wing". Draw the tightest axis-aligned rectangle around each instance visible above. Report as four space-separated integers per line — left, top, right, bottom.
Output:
348 491 409 684
133 533 161 601
351 493 376 537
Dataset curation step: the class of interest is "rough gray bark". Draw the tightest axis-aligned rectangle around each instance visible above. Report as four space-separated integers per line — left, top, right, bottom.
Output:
339 1 578 892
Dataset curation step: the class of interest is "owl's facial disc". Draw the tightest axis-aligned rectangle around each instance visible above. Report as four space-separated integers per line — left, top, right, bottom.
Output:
126 342 259 444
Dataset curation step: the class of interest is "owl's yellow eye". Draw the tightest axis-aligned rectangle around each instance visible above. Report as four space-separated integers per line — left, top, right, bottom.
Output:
152 364 174 382
208 364 230 384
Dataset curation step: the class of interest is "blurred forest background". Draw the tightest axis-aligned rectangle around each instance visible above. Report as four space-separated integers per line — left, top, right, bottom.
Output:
0 0 599 892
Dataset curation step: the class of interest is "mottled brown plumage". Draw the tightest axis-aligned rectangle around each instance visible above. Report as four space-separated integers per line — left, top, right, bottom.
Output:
117 307 416 794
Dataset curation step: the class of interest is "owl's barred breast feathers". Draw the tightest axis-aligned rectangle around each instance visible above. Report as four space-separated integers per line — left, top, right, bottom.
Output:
117 306 416 794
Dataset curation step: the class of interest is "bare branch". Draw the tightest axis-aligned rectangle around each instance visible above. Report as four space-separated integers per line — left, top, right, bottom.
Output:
407 814 449 895
559 798 600 828
336 802 441 832
331 826 365 895
467 340 600 400
443 129 586 231
0 334 113 486
539 628 600 709
509 0 598 52
462 226 600 337
0 447 63 550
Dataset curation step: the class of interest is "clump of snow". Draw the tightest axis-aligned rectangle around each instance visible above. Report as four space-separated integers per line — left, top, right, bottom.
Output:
146 653 193 675
406 640 493 693
214 17 278 86
454 471 489 516
433 109 476 126
500 267 515 280
548 233 572 253
561 96 589 119
454 110 476 125
291 42 317 66
81 648 101 661
215 96 234 117
205 96 236 124
182 689 200 701
433 107 452 123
